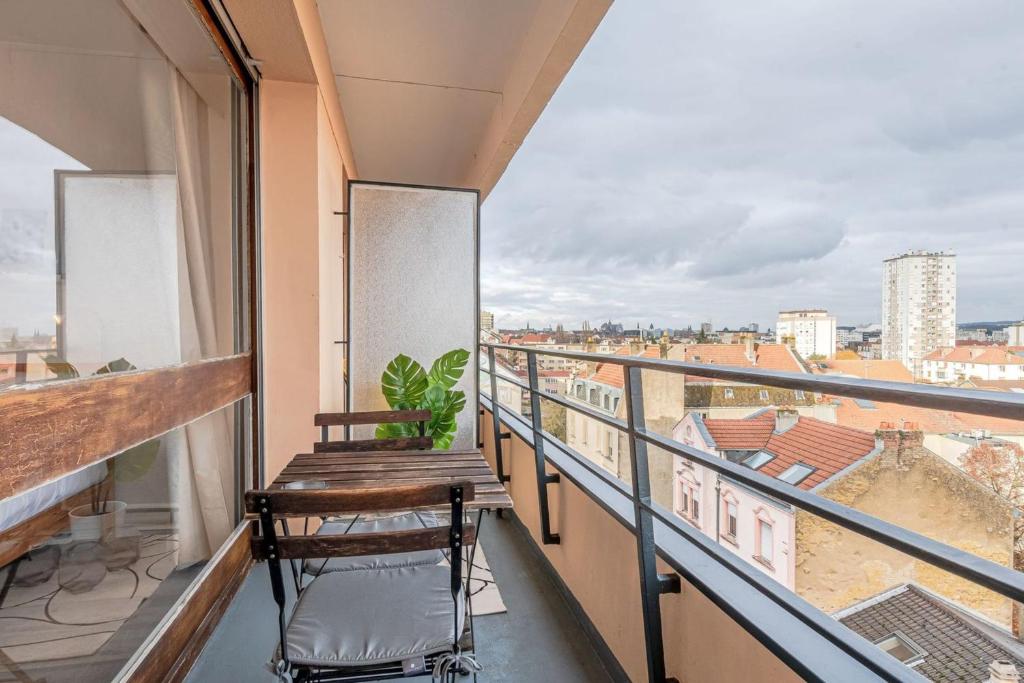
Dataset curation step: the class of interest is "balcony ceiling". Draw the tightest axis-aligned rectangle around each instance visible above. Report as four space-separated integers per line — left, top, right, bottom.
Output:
316 0 611 195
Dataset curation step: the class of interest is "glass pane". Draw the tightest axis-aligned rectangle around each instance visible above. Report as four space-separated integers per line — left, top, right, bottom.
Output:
0 0 248 391
0 399 246 682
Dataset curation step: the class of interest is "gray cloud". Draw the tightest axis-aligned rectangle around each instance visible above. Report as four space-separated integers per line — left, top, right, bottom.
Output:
481 0 1024 330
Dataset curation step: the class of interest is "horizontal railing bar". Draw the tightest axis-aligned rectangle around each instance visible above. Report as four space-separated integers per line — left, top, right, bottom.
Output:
479 396 911 682
481 343 1024 420
490 372 532 393
541 390 630 433
479 364 635 433
636 427 1024 604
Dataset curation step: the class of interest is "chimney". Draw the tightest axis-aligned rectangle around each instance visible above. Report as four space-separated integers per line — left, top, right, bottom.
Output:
988 660 1020 683
774 408 799 434
744 336 756 363
900 421 923 448
876 422 901 453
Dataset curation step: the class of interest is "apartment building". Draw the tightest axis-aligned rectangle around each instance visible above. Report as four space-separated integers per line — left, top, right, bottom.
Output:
776 309 837 359
922 346 1024 383
480 309 495 332
882 251 957 377
1006 321 1024 347
670 412 1015 632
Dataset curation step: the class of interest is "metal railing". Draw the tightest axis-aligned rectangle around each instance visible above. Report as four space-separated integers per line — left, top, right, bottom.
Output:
479 342 1024 683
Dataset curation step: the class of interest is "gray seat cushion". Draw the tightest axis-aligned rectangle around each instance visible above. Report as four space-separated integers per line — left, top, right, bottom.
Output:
285 564 464 667
303 511 445 575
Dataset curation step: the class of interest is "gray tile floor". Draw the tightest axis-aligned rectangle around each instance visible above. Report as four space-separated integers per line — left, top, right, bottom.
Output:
186 513 616 682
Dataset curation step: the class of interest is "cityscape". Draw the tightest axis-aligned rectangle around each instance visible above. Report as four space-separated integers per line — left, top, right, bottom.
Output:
483 248 1024 682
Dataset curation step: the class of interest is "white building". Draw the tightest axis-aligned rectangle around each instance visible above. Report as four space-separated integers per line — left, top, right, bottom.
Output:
1006 322 1024 347
776 309 837 359
882 251 957 377
921 346 1024 383
480 310 495 332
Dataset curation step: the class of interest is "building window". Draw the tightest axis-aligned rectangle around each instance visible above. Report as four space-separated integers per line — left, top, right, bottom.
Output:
603 395 610 410
576 384 585 399
676 477 700 526
795 390 805 400
589 388 598 404
777 463 816 486
875 632 927 666
742 450 775 470
759 389 770 401
722 495 738 544
756 517 774 567
724 387 735 399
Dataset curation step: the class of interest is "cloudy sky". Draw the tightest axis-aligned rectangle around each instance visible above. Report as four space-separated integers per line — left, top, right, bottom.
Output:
481 0 1024 331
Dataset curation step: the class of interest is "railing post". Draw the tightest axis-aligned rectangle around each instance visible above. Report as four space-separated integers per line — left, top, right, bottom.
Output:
487 346 510 484
623 365 679 683
526 351 560 544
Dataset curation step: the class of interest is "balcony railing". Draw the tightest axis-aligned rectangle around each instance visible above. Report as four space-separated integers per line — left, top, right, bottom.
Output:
479 342 1024 683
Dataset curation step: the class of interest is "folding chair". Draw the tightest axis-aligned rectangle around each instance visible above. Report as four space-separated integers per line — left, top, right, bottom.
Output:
247 481 480 682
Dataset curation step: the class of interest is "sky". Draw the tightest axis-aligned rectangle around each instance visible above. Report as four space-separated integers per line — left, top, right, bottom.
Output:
480 0 1024 331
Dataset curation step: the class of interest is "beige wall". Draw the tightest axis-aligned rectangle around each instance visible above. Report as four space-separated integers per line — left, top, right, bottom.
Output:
261 80 352 481
317 92 346 414
481 407 802 683
796 441 1015 625
260 80 321 481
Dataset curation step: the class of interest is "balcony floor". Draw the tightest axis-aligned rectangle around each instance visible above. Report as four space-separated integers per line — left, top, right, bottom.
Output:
186 512 618 682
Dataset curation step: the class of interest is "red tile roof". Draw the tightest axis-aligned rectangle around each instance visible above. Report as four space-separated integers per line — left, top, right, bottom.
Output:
678 343 803 382
923 346 1024 365
517 333 555 344
589 346 662 388
833 398 1024 436
813 359 914 383
702 411 878 490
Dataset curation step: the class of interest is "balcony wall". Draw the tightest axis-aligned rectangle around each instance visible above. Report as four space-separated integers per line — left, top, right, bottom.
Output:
480 407 802 682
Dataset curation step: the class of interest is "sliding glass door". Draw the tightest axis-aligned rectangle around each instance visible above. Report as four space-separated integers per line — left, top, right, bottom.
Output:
0 1 255 680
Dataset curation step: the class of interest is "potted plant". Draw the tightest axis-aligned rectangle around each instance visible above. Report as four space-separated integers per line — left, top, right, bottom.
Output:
376 348 469 449
45 356 160 546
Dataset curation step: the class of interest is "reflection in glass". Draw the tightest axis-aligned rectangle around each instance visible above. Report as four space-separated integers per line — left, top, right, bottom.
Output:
0 0 247 390
0 400 244 682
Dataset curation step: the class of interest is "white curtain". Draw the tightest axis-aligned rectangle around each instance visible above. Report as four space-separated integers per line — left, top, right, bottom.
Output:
168 64 233 565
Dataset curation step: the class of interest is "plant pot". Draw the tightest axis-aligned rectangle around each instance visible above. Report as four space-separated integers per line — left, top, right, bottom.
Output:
69 500 127 542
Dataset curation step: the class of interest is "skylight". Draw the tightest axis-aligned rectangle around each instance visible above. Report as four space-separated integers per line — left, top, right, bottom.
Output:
777 463 815 486
853 398 877 409
875 632 926 666
741 450 775 470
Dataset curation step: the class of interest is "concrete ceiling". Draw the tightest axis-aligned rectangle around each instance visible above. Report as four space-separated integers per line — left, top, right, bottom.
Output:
315 0 611 195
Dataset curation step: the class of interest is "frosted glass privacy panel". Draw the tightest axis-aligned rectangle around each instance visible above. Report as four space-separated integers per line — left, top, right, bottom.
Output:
59 173 181 374
348 183 478 449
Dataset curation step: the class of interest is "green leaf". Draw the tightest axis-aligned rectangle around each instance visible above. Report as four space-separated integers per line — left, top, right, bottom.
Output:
95 357 136 375
423 386 465 450
43 354 79 379
113 439 160 482
427 348 469 391
380 354 428 409
376 421 418 439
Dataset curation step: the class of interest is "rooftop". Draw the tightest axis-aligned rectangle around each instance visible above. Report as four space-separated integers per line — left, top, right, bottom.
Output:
698 410 879 490
924 346 1024 365
837 584 1024 683
813 359 915 383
